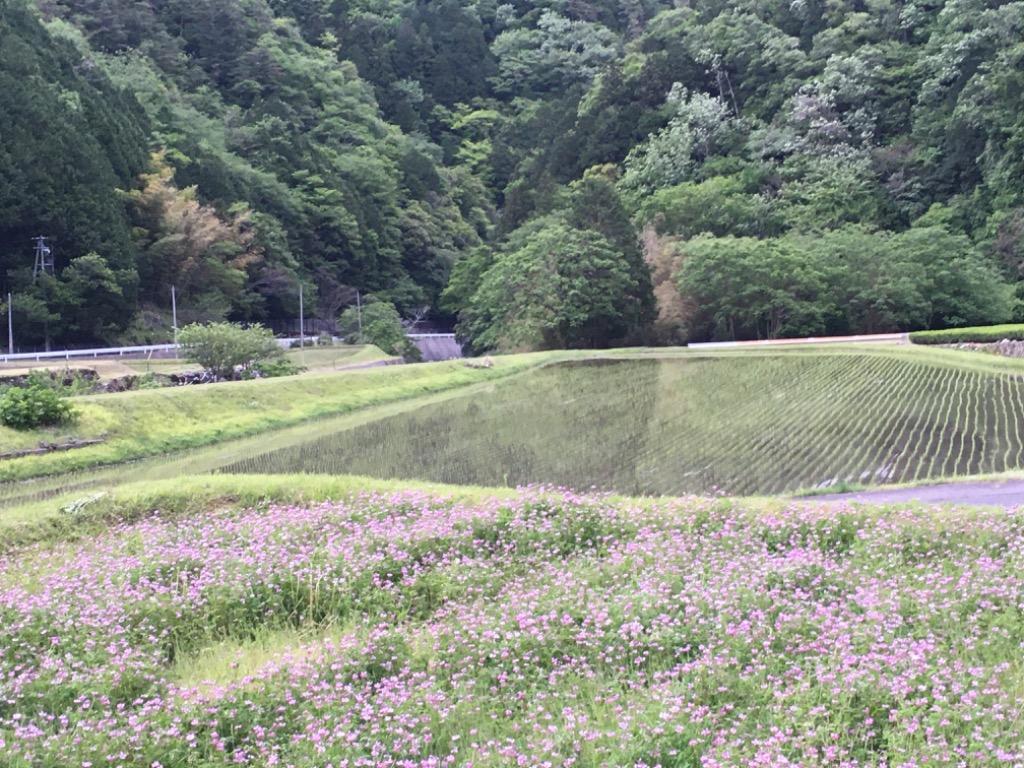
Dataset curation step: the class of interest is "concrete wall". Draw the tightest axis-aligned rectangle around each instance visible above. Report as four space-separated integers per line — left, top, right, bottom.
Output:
410 334 463 361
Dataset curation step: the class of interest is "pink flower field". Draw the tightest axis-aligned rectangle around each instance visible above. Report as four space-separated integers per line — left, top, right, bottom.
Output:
0 490 1022 767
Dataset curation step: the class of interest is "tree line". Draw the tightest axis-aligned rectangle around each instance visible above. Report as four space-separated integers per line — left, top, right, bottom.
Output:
1 0 1022 349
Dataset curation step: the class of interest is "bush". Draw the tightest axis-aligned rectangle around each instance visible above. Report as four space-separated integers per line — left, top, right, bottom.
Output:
338 300 421 360
909 324 1024 345
178 322 283 379
0 385 76 430
244 358 305 379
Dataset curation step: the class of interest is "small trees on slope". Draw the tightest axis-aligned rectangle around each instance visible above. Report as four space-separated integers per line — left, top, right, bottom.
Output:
178 322 284 380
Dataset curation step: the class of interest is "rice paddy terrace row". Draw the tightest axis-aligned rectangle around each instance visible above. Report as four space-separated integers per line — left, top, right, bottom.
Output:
223 350 1024 496
4 345 1024 511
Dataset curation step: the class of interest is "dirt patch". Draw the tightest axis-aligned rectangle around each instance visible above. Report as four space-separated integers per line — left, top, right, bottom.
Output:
0 360 140 381
0 438 106 461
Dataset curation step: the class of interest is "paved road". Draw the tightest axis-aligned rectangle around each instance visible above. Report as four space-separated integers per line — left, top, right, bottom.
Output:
690 332 908 350
811 480 1024 508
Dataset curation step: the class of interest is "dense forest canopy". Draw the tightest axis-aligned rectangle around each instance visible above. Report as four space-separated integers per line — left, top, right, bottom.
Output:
1 0 1023 349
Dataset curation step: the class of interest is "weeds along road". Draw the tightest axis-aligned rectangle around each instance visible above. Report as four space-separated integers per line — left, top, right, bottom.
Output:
812 479 1024 508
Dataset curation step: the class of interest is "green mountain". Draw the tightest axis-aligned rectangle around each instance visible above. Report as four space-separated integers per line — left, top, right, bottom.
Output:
2 0 1023 349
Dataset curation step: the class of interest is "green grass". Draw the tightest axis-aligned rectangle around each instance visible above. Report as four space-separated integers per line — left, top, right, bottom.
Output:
120 358 203 375
171 622 359 690
909 323 1024 345
0 473 524 552
283 344 393 370
123 344 392 376
0 354 547 482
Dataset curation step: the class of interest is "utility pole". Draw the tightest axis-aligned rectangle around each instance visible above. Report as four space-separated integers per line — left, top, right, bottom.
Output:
356 289 363 343
6 293 12 356
298 283 306 365
171 285 178 351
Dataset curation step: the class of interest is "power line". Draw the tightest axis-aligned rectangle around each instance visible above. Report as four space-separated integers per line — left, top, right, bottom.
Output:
31 236 54 279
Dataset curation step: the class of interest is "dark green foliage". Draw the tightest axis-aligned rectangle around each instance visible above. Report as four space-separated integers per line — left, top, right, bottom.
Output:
0 385 75 430
0 1 147 311
910 325 1024 345
3 0 1024 348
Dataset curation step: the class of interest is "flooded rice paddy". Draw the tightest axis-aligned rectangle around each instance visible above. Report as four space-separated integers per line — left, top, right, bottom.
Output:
220 355 1024 495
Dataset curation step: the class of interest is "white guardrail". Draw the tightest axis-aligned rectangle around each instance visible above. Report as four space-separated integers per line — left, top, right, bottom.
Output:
0 334 457 364
0 343 180 364
0 338 313 364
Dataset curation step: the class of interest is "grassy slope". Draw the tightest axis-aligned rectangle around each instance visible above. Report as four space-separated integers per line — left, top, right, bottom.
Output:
121 344 392 376
0 345 390 381
0 473 521 552
6 464 1005 555
0 353 549 481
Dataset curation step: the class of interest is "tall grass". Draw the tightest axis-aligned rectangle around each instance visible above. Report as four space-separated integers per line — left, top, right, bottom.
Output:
0 356 544 482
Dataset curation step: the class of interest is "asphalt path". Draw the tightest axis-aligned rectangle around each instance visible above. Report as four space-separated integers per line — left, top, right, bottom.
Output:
811 480 1024 508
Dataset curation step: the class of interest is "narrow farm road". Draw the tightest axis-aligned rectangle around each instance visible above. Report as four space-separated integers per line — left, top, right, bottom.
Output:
810 480 1024 508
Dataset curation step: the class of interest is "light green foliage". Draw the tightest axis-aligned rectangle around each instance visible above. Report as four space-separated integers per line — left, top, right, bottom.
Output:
246 358 305 379
910 324 1024 345
776 152 888 231
896 218 1017 329
677 235 834 341
338 300 419 360
797 226 930 334
0 385 75 431
621 84 735 197
453 170 655 352
178 322 283 379
491 10 618 95
676 225 1014 341
638 175 779 238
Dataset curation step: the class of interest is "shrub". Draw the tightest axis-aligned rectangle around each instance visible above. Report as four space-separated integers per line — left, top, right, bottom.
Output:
0 385 76 430
178 322 283 379
19 369 97 396
245 358 305 379
338 300 421 360
909 324 1024 345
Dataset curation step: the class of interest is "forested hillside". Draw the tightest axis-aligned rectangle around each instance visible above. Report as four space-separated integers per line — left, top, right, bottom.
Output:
1 0 1023 349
